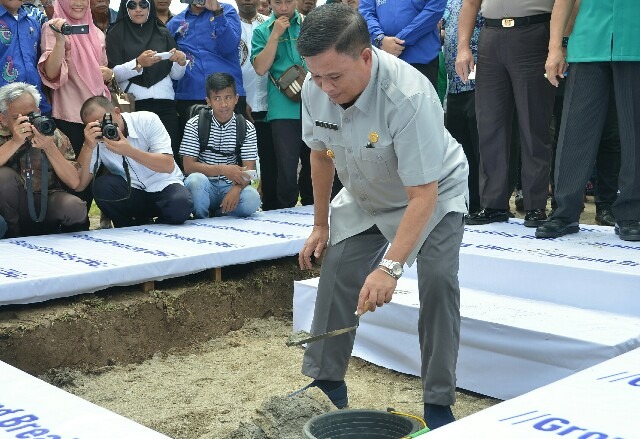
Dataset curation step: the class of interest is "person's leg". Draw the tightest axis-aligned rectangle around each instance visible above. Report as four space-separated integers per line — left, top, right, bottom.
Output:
446 91 480 213
136 99 182 170
474 27 514 212
0 214 6 238
93 174 150 227
302 228 388 383
549 82 566 212
594 87 620 226
45 191 87 232
227 186 261 217
253 112 278 211
507 23 556 213
271 119 304 208
151 183 193 225
298 136 314 206
410 55 439 91
184 173 214 219
0 167 23 237
417 212 464 428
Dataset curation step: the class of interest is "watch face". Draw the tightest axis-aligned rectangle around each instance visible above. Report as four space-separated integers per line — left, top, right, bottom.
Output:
391 264 402 276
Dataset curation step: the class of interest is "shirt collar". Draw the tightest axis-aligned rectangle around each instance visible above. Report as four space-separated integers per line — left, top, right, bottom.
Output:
353 48 379 113
121 112 137 139
212 113 236 129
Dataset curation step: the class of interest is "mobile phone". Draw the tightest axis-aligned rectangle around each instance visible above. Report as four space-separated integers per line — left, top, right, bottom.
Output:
155 52 173 60
244 170 257 181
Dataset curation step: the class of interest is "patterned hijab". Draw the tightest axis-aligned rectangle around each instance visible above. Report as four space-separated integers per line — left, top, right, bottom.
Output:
106 0 176 88
53 0 106 96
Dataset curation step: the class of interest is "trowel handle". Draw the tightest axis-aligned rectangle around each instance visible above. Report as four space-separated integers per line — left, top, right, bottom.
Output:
355 301 372 317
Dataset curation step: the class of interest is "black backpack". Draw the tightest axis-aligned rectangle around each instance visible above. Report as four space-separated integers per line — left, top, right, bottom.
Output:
187 104 247 166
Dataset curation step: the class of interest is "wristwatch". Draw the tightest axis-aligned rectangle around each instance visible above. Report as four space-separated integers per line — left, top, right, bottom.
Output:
378 259 403 280
562 36 569 48
373 34 385 49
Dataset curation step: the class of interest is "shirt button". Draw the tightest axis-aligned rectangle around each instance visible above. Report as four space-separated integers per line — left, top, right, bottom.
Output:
372 211 377 216
344 117 350 122
347 148 352 154
360 196 367 201
377 155 383 161
383 83 389 89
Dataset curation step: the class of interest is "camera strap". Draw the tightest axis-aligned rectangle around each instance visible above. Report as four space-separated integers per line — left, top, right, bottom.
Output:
92 146 132 202
24 149 49 223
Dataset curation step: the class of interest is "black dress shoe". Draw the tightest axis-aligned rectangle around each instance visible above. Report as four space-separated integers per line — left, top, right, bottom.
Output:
524 209 547 228
615 220 640 241
535 217 579 238
465 208 509 225
595 209 616 227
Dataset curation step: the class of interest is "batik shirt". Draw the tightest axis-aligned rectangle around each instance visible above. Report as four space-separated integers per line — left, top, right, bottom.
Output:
0 5 52 114
0 126 77 193
442 0 483 94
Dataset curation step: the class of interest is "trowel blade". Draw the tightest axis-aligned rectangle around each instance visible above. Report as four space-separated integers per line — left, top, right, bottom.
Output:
286 324 359 347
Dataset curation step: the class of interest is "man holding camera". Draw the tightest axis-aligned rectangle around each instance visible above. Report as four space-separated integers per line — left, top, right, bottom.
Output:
0 82 85 238
76 96 192 228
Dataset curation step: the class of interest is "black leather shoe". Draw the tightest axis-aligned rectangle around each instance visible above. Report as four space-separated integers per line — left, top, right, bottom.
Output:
465 208 509 225
524 209 547 228
615 220 640 241
595 209 616 227
535 217 579 238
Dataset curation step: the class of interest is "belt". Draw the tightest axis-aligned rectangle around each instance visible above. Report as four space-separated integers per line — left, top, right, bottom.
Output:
484 13 551 28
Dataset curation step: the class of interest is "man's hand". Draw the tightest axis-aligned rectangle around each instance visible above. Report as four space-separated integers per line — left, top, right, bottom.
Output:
220 185 241 214
455 46 475 83
357 268 397 314
222 164 250 185
272 16 290 38
30 126 57 153
381 36 405 57
299 225 329 269
101 127 135 157
12 115 32 145
83 120 103 150
544 47 568 87
204 0 220 12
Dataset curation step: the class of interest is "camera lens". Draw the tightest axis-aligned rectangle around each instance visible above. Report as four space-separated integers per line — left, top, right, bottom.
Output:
103 125 119 140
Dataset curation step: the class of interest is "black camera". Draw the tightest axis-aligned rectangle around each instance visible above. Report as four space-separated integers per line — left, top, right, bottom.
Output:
57 23 90 35
99 113 120 140
27 112 56 136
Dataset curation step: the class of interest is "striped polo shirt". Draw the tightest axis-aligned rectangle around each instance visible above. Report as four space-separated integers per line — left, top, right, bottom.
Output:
179 111 258 184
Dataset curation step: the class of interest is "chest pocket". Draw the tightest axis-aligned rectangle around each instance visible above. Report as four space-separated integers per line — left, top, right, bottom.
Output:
360 144 396 183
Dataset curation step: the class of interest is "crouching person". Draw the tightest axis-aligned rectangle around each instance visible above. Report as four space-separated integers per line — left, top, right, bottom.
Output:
0 83 86 238
77 96 192 227
180 73 260 218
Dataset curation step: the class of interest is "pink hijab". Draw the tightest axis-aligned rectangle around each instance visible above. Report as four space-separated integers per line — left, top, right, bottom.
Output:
53 0 106 96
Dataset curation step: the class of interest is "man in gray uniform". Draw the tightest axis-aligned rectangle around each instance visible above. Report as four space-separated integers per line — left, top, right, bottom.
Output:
457 0 556 227
295 4 468 429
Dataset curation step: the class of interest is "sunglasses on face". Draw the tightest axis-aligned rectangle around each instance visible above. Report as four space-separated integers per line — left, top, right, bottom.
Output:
126 0 150 10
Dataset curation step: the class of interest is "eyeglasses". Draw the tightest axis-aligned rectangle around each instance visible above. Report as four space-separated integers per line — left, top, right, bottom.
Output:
126 0 150 10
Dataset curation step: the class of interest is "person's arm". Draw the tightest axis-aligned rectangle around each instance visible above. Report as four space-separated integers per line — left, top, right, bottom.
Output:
210 5 242 56
39 18 68 82
455 0 482 83
395 0 447 47
102 129 175 173
75 121 103 191
545 0 578 87
32 129 80 190
182 156 248 184
358 0 384 41
252 17 289 76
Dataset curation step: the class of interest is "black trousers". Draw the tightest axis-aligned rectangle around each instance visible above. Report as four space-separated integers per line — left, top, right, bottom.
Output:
135 99 181 169
270 119 313 208
93 175 192 228
553 62 638 222
252 111 278 211
550 79 620 212
411 55 440 91
475 22 556 210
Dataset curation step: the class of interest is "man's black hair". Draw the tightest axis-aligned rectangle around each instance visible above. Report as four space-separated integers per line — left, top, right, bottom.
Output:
80 95 114 122
206 72 237 96
297 3 371 58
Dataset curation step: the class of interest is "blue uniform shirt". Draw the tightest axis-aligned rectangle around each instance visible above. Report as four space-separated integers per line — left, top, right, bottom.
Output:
0 5 51 114
167 3 245 100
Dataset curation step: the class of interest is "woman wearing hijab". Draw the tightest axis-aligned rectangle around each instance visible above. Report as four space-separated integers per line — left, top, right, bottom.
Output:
106 0 187 166
38 0 112 155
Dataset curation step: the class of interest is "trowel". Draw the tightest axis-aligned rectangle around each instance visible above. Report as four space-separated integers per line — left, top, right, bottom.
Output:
286 305 370 347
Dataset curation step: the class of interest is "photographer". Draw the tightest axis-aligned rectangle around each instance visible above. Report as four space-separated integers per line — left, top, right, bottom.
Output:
76 96 192 228
0 82 86 238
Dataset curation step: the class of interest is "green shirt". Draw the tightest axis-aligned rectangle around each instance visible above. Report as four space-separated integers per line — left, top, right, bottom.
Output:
251 11 305 121
567 0 640 63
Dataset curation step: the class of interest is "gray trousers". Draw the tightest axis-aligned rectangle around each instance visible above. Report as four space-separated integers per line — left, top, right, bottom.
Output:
554 62 640 222
302 211 464 405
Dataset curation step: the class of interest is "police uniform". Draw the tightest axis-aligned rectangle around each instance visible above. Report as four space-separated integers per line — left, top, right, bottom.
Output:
301 48 469 405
